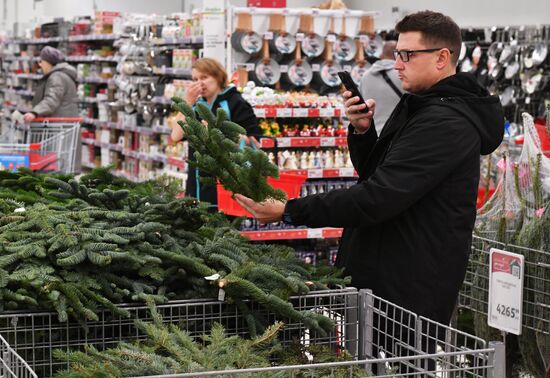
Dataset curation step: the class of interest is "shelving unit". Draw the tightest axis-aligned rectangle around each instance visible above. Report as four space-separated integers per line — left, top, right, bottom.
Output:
241 227 343 241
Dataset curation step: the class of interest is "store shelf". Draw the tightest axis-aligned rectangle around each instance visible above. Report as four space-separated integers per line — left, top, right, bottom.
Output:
260 136 347 149
152 67 192 78
66 55 121 63
1 102 32 113
82 138 168 163
83 118 172 135
67 34 120 42
12 36 64 44
3 56 40 62
254 107 343 118
150 36 203 45
280 168 357 178
240 227 343 241
77 77 113 84
10 73 43 80
0 88 34 97
112 170 143 183
151 96 173 105
166 157 186 169
11 34 120 44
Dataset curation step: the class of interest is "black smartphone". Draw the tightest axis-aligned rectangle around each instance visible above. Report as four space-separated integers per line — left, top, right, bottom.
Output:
338 71 369 113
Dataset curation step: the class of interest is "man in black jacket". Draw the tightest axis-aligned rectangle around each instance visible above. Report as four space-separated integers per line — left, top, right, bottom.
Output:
236 11 504 326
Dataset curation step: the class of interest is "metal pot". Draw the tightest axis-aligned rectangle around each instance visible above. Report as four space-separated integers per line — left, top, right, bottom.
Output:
350 39 370 84
270 32 296 55
363 33 383 58
333 17 356 62
499 86 516 107
301 33 325 58
521 69 543 94
231 30 262 55
249 39 281 87
282 44 312 88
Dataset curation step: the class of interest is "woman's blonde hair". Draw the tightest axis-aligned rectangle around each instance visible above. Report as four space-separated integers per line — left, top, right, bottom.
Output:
193 58 228 89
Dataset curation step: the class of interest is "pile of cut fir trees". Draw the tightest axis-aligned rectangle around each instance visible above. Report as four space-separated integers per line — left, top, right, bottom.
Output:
0 101 353 377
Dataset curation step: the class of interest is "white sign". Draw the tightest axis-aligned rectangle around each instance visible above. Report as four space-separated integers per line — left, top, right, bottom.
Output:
488 248 524 335
202 10 225 66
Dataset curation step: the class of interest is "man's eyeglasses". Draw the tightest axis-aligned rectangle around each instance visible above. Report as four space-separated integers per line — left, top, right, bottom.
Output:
393 48 453 62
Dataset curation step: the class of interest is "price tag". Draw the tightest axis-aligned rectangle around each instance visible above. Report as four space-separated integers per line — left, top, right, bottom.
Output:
245 63 255 72
326 34 337 43
293 108 309 117
296 33 304 42
359 35 369 43
276 108 292 118
280 65 288 73
255 108 266 118
320 137 336 147
488 248 524 335
339 168 355 177
307 228 323 238
277 138 291 148
264 31 273 40
308 169 323 178
320 108 333 118
312 64 320 72
343 65 352 72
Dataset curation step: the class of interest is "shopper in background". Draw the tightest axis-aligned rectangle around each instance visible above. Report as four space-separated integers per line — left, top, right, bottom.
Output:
170 57 261 205
235 11 504 327
24 46 79 122
359 40 403 135
24 46 81 172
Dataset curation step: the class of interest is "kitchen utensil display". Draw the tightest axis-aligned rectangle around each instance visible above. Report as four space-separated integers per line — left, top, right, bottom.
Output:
350 39 370 84
300 14 324 58
231 12 262 55
268 14 296 56
312 17 341 90
521 69 543 94
283 35 312 88
333 16 356 62
249 38 281 86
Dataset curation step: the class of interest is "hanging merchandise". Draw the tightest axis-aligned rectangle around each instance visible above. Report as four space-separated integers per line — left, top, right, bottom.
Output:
280 15 314 89
268 13 296 57
333 16 356 62
311 17 341 94
300 14 325 59
231 12 262 55
249 38 281 87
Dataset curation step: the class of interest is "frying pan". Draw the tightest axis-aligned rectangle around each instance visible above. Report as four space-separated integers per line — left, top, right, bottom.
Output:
333 16 356 62
231 13 262 55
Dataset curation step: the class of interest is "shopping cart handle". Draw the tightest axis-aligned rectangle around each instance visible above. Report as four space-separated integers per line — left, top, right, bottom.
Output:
33 117 83 122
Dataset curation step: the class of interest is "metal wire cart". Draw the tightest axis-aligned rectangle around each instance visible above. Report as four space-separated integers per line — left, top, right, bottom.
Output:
0 288 504 377
0 117 81 174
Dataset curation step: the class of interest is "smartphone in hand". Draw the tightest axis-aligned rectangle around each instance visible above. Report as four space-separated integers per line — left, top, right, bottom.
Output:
338 71 370 114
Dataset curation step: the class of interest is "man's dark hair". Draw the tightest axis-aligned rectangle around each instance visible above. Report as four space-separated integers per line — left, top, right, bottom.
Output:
395 10 461 65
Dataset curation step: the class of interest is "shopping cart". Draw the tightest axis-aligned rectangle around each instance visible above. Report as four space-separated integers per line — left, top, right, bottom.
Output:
0 117 81 173
0 334 37 378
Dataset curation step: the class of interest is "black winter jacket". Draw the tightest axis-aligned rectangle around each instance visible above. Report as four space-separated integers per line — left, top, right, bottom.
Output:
285 73 504 324
186 86 261 204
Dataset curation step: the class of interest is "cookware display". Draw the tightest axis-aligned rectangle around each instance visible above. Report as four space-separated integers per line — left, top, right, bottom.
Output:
268 14 296 57
231 13 262 55
283 39 313 88
249 38 281 87
333 16 356 62
300 14 325 59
